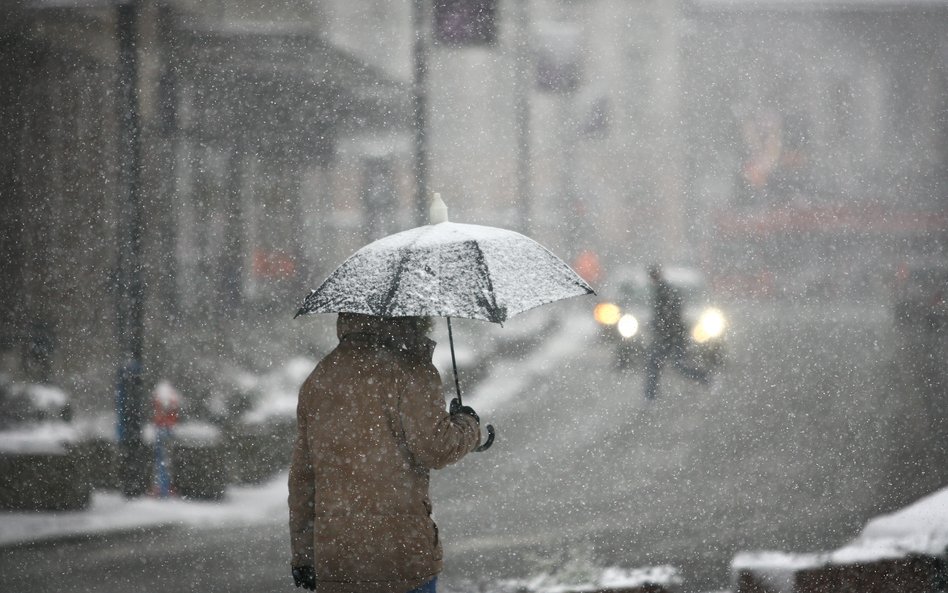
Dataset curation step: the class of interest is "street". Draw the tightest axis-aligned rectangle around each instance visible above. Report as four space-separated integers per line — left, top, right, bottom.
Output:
434 300 944 591
1 300 944 593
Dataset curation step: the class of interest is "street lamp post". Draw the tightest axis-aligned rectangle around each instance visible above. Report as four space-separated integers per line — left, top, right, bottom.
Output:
412 0 430 226
514 0 532 235
116 0 149 498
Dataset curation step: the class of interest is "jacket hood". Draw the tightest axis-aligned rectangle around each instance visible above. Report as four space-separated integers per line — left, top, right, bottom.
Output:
336 313 435 359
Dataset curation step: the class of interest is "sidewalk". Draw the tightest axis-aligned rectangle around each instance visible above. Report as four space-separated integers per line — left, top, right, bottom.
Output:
0 307 583 550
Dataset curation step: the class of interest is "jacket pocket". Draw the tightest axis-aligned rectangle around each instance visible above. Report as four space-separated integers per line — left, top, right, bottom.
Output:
314 514 442 582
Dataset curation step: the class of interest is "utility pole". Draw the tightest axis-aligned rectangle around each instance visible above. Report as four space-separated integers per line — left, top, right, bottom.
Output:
116 0 149 498
514 0 532 235
412 0 430 226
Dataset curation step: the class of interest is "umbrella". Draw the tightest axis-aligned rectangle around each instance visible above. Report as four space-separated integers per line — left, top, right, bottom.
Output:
295 196 595 450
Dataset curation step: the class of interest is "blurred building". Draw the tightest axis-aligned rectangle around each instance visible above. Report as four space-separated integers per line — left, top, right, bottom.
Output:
680 0 948 299
0 0 411 408
1 0 946 410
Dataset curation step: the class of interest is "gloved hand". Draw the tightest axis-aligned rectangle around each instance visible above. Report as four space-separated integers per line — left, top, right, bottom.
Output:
292 566 316 591
450 397 479 423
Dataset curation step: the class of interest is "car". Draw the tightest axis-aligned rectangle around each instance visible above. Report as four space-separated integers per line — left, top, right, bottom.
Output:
0 377 92 510
593 265 728 371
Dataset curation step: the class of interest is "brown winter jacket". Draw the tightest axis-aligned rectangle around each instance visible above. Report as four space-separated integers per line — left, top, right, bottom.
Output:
288 313 481 593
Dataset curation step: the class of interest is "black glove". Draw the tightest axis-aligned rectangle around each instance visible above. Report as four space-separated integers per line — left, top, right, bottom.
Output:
292 566 316 591
450 397 479 423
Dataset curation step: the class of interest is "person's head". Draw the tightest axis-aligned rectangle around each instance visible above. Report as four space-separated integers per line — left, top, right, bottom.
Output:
337 312 433 341
398 316 434 338
647 263 663 282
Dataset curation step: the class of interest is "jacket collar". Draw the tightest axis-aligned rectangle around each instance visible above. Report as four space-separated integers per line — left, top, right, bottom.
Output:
337 313 436 361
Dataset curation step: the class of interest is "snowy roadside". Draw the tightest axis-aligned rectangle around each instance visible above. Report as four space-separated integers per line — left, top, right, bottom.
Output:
3 303 947 592
0 307 586 550
0 472 290 548
732 485 948 590
465 305 597 414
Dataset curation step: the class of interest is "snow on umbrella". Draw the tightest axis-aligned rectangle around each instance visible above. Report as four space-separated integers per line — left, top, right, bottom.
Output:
295 194 595 450
294 222 592 323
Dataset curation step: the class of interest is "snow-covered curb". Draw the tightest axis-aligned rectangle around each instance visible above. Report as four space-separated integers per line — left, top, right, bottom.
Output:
856 485 948 557
732 485 948 591
467 310 595 414
500 565 682 593
0 472 289 547
0 422 82 455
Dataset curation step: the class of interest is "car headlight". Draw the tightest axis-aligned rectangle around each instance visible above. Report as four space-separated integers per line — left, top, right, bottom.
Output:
594 302 622 326
617 314 639 338
692 307 726 343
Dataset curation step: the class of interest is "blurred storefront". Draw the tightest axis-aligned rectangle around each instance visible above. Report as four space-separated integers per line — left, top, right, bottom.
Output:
0 1 410 409
680 0 948 300
2 0 946 412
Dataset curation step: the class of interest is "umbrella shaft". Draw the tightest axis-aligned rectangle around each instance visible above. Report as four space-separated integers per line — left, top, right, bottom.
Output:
447 317 463 405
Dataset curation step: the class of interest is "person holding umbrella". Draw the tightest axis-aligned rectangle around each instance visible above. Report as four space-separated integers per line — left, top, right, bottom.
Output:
288 312 481 593
290 194 593 591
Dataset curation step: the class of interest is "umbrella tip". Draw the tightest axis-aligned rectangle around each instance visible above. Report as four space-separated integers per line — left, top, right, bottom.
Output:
429 192 449 224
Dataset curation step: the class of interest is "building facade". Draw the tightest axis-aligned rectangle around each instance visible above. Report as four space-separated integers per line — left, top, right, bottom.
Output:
2 0 946 411
0 1 411 410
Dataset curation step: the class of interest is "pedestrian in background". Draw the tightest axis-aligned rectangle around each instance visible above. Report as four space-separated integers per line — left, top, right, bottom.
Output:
151 380 180 498
288 313 481 593
644 264 708 400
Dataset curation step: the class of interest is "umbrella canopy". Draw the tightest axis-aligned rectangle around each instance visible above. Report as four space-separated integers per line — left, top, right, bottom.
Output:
295 222 594 324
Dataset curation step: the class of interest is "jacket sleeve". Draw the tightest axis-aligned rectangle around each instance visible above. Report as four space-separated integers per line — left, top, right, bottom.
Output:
287 379 316 567
398 362 481 469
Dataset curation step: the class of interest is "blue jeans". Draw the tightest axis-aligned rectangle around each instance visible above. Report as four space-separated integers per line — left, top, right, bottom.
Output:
406 577 437 593
153 427 172 497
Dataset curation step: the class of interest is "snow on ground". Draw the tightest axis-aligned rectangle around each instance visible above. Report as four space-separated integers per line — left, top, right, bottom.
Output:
840 485 948 560
0 472 289 547
0 422 82 455
498 564 682 593
732 484 948 589
0 309 590 549
468 307 596 414
233 356 313 426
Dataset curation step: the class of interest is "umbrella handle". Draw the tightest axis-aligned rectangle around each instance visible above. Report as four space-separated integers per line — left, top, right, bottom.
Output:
474 424 495 452
446 317 494 452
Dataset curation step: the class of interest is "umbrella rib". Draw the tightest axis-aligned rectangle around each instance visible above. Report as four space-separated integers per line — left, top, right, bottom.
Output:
468 239 504 323
378 244 417 317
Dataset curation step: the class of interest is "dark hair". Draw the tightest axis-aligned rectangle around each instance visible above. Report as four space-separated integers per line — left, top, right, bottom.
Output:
338 312 433 338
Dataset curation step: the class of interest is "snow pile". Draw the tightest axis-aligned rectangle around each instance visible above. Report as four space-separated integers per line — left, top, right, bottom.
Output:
19 383 69 413
844 485 948 559
732 485 948 590
0 380 81 454
171 421 222 447
232 357 313 426
0 421 81 455
0 471 290 546
495 542 681 593
500 565 682 593
469 310 594 414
